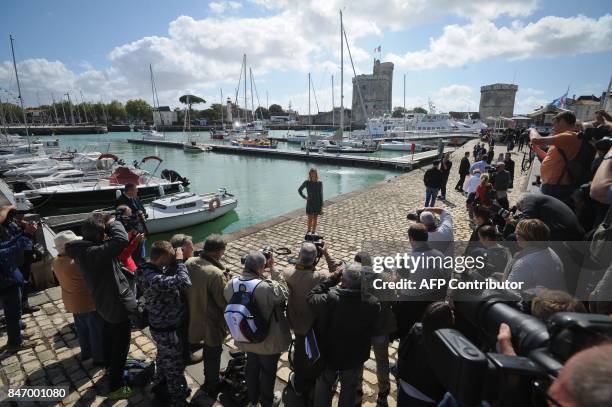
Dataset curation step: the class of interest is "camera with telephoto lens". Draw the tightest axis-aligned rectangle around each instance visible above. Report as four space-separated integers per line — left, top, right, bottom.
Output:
427 274 612 407
114 207 140 232
406 210 423 222
489 203 518 219
240 245 274 265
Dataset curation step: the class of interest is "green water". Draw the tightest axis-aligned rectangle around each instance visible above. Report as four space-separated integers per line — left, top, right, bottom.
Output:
36 131 397 244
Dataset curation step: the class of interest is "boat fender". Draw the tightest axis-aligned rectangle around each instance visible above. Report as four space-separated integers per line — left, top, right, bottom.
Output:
158 185 165 197
179 184 185 193
115 189 122 198
209 197 221 211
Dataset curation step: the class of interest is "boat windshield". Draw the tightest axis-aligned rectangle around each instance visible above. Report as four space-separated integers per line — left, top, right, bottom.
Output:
152 202 168 210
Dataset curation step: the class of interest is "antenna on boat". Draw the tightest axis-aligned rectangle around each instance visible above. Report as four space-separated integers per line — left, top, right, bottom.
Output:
9 35 30 148
339 10 344 141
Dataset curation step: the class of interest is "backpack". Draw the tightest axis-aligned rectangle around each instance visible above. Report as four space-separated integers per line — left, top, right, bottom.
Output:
124 358 155 387
557 137 595 186
224 277 270 343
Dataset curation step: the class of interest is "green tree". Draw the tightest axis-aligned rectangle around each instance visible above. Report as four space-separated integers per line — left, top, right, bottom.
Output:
269 104 284 115
392 106 409 118
413 106 427 114
106 100 127 122
125 99 152 122
0 102 24 124
255 106 270 119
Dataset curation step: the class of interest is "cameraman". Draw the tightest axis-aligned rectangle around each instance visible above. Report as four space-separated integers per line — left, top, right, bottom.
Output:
65 213 132 399
0 204 38 354
185 235 229 396
419 207 454 255
504 193 585 242
115 205 144 273
117 183 147 265
282 242 334 397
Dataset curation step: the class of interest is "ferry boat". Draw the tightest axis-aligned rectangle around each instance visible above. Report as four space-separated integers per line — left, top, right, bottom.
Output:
144 190 238 234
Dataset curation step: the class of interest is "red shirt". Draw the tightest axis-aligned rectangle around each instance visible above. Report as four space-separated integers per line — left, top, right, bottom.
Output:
117 232 139 272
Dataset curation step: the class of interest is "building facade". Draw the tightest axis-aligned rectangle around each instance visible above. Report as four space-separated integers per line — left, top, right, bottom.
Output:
567 95 601 123
153 106 177 126
351 59 393 124
479 84 518 121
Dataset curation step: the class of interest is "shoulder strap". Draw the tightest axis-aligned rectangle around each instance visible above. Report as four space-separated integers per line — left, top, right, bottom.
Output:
556 146 570 184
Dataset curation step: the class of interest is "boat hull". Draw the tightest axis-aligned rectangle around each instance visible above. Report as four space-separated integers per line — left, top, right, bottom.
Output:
145 200 238 234
27 182 182 208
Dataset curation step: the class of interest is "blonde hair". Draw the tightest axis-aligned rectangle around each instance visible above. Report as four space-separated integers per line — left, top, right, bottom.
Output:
480 173 489 184
515 218 550 241
308 168 319 182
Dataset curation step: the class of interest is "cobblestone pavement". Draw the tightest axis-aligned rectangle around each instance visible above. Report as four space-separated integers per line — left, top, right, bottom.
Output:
0 140 529 406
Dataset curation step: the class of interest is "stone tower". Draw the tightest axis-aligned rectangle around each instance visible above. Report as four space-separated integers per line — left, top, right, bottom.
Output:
479 84 518 120
351 59 394 124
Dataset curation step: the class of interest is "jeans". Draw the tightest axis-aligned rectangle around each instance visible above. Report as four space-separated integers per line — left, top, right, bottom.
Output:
245 352 280 407
440 176 449 198
203 344 223 387
315 366 362 407
1 286 22 347
425 187 439 207
541 183 575 205
103 319 131 391
73 311 105 363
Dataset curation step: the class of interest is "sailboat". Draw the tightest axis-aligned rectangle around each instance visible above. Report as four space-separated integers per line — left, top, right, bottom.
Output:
140 65 165 140
211 89 230 140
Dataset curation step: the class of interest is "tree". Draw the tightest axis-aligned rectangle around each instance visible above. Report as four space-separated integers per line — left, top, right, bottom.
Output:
392 106 409 118
125 99 152 122
0 102 23 124
255 106 270 119
413 106 427 114
106 100 127 122
269 104 284 115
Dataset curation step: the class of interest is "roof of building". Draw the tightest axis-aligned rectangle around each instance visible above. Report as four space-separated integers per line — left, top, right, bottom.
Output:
155 106 172 112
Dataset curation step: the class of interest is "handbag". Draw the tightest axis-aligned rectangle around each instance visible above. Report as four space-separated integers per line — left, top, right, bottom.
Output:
112 261 149 329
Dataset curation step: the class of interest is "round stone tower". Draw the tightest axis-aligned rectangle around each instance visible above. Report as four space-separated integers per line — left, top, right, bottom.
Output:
479 84 518 120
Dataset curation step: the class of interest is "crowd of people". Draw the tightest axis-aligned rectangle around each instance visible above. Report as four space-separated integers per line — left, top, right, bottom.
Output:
1 109 611 406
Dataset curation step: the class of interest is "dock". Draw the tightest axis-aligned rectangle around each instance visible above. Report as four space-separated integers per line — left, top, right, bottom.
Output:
126 138 454 171
5 125 108 135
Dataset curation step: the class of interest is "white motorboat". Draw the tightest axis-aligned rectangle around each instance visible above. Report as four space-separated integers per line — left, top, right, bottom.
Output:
3 161 74 179
139 128 165 140
145 190 238 234
302 139 377 154
25 169 112 189
379 141 425 151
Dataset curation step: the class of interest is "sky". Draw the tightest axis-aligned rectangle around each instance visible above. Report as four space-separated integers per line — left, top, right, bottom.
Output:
0 0 611 116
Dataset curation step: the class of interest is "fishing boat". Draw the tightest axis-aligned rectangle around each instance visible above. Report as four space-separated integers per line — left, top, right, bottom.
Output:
24 156 184 208
231 137 277 149
144 189 238 234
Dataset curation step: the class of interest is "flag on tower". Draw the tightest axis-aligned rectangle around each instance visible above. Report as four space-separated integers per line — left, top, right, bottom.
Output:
373 45 381 53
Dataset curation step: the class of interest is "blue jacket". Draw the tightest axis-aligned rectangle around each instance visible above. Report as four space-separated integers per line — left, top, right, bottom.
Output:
0 225 32 291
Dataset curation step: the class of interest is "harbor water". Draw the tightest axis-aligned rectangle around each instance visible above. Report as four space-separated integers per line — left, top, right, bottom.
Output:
35 131 398 244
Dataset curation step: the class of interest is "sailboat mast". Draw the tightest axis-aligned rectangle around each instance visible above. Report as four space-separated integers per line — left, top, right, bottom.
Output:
339 11 344 139
51 93 59 125
403 73 406 132
331 75 335 127
308 73 311 155
9 35 30 147
250 68 255 120
243 54 247 123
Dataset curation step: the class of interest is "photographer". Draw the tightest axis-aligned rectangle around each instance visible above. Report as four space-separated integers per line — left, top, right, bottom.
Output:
0 204 37 354
529 111 585 203
505 193 585 242
65 213 132 399
308 262 380 407
282 242 334 397
455 151 471 193
423 161 443 207
136 241 192 406
117 183 147 265
171 234 194 260
115 205 144 273
504 152 516 189
185 235 229 396
418 207 454 254
224 252 290 407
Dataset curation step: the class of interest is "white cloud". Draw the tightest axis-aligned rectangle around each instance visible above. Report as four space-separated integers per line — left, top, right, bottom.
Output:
516 96 549 113
209 1 242 14
388 14 612 70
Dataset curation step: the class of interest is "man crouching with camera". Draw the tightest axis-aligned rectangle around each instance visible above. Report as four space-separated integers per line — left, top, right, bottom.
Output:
282 241 339 398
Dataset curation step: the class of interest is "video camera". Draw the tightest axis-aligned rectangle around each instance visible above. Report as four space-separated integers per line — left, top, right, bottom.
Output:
240 245 275 265
428 286 612 406
406 210 423 222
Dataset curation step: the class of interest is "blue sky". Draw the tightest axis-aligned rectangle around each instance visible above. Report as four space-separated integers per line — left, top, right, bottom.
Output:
1 0 611 115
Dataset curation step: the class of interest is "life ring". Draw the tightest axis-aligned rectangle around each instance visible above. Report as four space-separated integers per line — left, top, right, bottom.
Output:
209 198 221 211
